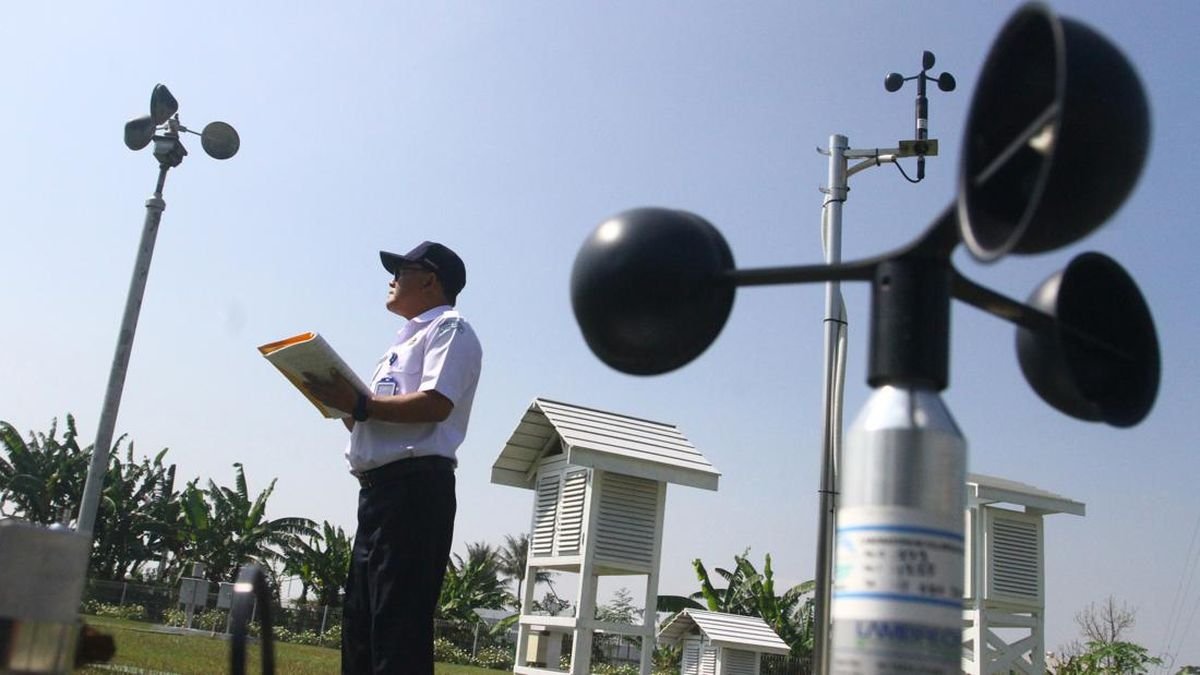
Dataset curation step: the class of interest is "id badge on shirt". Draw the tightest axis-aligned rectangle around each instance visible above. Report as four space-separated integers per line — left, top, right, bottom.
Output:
375 377 397 396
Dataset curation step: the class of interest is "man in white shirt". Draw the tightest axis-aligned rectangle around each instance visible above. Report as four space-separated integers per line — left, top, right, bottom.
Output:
304 241 482 674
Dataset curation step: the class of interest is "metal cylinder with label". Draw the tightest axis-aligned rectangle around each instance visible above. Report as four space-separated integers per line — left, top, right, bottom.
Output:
830 385 966 674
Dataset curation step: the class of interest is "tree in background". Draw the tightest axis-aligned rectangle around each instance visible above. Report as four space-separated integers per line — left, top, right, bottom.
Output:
496 532 555 610
438 541 510 627
692 550 815 659
170 463 316 586
0 415 89 523
89 443 177 581
1057 641 1162 675
283 520 352 606
1054 596 1164 674
1 415 182 581
1078 595 1137 645
593 586 641 665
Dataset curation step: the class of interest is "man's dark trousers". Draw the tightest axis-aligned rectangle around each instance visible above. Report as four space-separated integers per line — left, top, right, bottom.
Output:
342 458 456 674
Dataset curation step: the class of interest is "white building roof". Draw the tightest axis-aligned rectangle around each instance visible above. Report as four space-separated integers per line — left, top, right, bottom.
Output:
657 609 790 656
473 608 518 625
967 473 1086 516
491 398 720 491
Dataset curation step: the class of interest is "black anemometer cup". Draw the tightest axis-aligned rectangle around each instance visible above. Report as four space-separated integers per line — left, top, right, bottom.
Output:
570 208 735 375
957 3 1150 261
1017 252 1159 427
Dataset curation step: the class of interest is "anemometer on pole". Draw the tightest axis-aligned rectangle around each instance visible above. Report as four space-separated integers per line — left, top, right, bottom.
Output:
570 4 1158 674
76 85 239 535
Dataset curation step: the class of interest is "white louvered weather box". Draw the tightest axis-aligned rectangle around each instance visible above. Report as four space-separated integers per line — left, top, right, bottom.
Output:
493 398 720 675
657 609 790 675
962 474 1084 675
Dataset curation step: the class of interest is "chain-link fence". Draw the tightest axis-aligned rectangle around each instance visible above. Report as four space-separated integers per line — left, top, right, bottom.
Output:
761 652 815 675
81 578 514 660
82 579 814 673
84 578 344 638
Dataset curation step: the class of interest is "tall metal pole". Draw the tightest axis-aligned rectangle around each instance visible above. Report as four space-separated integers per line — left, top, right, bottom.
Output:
77 165 170 535
812 134 849 675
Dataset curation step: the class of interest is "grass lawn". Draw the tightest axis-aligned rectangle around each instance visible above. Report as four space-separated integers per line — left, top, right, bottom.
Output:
77 616 508 675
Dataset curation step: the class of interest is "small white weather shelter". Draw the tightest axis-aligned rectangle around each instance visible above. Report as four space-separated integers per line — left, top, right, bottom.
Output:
492 398 720 675
962 474 1086 674
657 609 791 675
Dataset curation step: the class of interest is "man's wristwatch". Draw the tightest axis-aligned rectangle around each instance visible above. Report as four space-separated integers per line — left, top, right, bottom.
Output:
352 393 370 422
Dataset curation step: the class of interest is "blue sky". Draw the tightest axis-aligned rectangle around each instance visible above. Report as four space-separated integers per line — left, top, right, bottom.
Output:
3 1 1198 668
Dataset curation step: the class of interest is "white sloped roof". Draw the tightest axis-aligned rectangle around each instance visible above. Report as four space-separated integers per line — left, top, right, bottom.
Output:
491 398 720 491
967 473 1085 516
657 609 790 656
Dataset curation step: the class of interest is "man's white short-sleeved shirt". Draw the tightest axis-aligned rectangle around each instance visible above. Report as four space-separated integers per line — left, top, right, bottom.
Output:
345 305 482 473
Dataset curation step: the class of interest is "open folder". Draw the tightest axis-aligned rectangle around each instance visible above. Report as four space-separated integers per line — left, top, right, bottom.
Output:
258 332 369 418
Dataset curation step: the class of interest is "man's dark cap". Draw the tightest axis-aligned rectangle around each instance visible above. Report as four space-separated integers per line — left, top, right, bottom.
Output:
380 241 466 304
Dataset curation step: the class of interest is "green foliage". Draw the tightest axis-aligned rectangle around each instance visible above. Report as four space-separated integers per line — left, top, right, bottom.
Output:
283 520 352 606
170 463 318 585
0 415 188 582
470 645 514 670
552 654 640 675
1 416 321 588
0 415 90 523
435 637 473 664
653 643 682 674
596 586 639 624
273 624 342 649
90 442 179 581
161 607 185 627
692 550 815 659
590 664 640 675
1056 640 1163 674
433 637 514 670
161 607 226 632
159 607 344 649
438 542 510 625
496 532 553 610
81 600 147 621
593 587 640 664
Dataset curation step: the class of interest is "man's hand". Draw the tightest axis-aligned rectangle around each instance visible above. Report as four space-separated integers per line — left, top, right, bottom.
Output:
302 370 359 414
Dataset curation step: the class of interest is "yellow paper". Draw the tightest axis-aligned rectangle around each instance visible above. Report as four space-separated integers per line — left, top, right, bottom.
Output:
258 332 369 418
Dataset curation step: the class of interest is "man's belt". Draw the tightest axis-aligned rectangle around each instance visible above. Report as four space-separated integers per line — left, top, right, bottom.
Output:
354 455 454 489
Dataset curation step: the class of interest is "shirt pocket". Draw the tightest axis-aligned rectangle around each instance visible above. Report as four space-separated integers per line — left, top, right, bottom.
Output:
385 345 425 393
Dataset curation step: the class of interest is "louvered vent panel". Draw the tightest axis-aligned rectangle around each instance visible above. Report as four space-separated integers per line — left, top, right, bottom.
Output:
988 510 1041 603
555 470 588 556
595 474 658 568
699 642 717 675
724 649 757 675
531 474 559 557
682 638 701 675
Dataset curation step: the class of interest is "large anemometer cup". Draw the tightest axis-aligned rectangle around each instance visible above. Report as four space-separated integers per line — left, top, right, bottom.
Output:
570 208 735 375
958 5 1150 260
1018 252 1159 427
